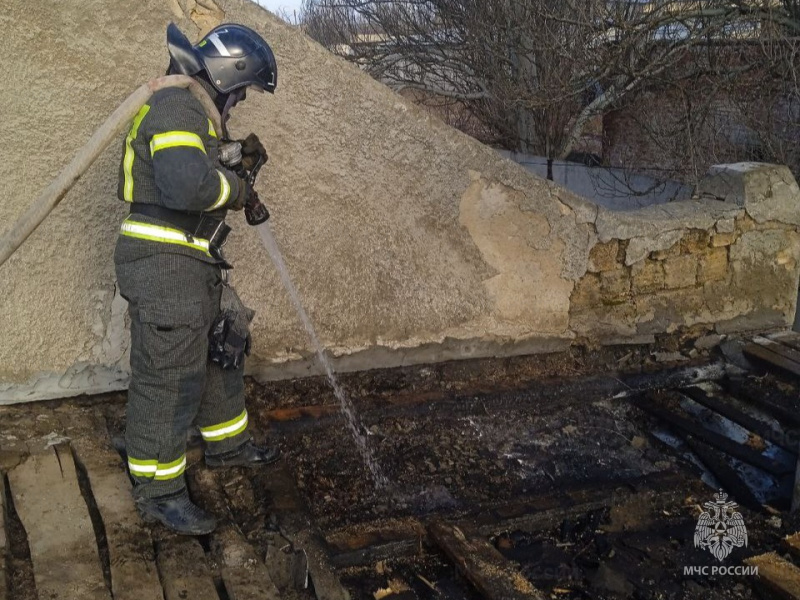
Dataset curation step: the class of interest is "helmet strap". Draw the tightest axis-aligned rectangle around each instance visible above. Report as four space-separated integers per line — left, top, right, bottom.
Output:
220 88 246 138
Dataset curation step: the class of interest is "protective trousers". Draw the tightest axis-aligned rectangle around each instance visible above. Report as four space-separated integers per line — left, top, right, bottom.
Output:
116 252 251 499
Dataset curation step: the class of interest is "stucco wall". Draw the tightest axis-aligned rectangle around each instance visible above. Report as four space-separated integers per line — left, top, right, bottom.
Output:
1 1 799 403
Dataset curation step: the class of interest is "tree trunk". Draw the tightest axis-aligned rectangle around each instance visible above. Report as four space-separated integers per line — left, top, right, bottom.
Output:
547 158 554 181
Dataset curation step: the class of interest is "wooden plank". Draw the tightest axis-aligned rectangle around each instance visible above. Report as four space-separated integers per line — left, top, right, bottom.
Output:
329 539 419 569
755 336 800 366
326 518 425 553
428 521 545 600
681 386 797 453
721 377 800 429
784 532 800 560
744 343 800 379
0 475 7 600
214 527 283 600
325 472 685 569
70 424 164 600
7 444 111 600
636 395 793 476
326 518 425 568
683 435 763 512
266 405 340 423
262 362 726 434
156 536 218 600
285 526 346 599
745 552 800 599
187 468 281 600
768 331 800 353
466 471 686 538
716 376 800 514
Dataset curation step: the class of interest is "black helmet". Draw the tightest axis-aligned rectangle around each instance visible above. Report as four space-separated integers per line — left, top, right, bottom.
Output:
167 23 277 94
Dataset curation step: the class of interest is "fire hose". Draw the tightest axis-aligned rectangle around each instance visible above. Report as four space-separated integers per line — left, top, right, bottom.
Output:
0 74 224 268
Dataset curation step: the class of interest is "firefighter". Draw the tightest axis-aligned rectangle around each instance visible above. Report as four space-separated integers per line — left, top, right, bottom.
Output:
114 23 280 535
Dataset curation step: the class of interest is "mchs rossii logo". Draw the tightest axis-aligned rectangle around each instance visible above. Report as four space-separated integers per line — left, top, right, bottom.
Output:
694 490 748 561
683 490 757 577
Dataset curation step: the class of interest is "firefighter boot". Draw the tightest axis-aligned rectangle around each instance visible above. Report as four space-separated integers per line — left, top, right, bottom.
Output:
136 490 217 535
205 440 281 468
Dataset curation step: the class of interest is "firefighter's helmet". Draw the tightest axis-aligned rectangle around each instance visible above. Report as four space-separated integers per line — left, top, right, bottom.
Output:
167 23 277 94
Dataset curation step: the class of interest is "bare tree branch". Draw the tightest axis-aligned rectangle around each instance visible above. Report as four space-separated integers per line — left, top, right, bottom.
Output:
300 0 800 184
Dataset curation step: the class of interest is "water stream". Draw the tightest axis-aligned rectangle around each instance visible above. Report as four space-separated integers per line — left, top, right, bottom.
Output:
256 222 389 489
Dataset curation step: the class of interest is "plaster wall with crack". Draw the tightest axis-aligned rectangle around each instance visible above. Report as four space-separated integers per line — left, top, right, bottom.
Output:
1 0 799 403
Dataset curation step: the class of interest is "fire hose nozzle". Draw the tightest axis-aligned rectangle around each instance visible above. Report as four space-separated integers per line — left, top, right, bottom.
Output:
245 196 270 226
243 154 269 226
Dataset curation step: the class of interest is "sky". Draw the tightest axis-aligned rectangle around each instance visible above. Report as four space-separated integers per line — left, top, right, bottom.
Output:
254 0 305 18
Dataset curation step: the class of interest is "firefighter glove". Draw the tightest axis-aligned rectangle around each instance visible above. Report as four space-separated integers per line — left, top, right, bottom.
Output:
229 176 252 211
240 133 268 171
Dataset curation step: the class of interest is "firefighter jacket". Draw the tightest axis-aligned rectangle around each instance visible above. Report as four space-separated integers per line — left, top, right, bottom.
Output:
115 87 241 265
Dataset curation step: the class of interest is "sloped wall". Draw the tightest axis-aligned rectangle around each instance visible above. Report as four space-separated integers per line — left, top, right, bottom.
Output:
1 0 798 403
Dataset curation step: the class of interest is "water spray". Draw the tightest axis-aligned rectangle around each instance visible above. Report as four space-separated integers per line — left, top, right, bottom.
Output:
0 76 390 490
254 222 389 489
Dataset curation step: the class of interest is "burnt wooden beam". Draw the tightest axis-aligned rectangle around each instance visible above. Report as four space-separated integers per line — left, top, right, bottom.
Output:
682 435 763 512
251 463 350 600
680 386 797 454
635 395 793 476
754 336 800 365
722 372 800 514
768 331 800 353
721 377 800 429
756 341 800 514
744 342 800 379
464 470 685 538
326 518 424 569
616 361 725 392
745 552 800 600
264 404 340 424
329 539 420 569
7 445 111 600
428 521 546 600
262 361 726 434
326 472 687 569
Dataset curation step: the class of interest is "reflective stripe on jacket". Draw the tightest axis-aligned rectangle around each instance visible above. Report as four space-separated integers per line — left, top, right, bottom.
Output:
119 216 213 258
116 87 240 257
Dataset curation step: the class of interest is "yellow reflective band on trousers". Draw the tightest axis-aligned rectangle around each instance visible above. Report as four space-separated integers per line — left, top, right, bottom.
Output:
150 131 206 155
206 170 231 211
128 455 187 480
123 104 151 202
200 409 249 442
208 119 217 138
119 217 212 257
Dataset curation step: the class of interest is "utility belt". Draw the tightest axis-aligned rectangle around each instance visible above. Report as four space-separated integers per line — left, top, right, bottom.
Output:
122 204 251 370
125 204 232 268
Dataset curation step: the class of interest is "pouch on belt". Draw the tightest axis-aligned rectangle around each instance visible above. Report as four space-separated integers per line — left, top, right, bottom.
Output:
208 285 255 370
